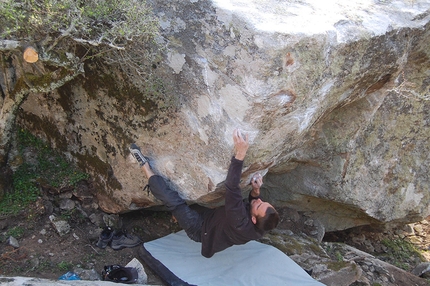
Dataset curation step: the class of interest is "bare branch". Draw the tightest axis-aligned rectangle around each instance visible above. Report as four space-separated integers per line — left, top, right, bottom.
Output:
0 40 22 51
72 38 126 50
46 20 77 52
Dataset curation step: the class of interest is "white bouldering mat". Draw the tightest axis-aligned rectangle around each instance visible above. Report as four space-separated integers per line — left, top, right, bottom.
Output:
142 230 325 286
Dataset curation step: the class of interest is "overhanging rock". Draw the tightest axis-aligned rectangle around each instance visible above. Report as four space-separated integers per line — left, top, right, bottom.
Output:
19 0 430 231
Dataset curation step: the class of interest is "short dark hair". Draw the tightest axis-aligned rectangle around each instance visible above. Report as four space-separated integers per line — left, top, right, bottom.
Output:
256 206 279 231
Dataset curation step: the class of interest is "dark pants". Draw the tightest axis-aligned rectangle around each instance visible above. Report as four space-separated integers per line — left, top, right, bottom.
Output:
148 175 203 242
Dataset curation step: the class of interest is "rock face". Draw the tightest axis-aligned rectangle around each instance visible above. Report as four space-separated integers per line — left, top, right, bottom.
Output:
17 0 430 231
266 230 429 286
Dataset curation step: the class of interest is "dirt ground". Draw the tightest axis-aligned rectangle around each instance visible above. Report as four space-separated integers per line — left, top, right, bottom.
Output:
1 181 429 285
0 182 181 285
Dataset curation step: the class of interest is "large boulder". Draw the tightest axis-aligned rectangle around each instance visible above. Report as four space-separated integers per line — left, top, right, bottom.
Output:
18 0 430 231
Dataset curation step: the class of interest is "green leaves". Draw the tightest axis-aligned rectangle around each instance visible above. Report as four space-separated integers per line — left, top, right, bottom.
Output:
0 128 89 216
1 0 158 49
381 238 425 270
0 0 27 37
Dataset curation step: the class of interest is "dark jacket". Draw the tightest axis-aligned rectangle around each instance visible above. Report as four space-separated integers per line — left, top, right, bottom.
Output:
200 157 264 258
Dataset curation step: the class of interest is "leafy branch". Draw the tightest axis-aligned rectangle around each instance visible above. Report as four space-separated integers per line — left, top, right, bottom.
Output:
0 0 159 64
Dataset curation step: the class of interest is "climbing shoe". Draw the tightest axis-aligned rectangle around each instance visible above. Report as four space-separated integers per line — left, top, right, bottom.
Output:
129 144 148 167
111 230 142 250
103 264 138 284
96 226 114 249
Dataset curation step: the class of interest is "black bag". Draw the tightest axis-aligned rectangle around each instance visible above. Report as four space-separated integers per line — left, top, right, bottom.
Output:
102 264 138 284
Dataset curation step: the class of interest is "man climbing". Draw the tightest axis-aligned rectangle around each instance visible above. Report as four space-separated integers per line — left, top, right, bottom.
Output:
129 129 279 258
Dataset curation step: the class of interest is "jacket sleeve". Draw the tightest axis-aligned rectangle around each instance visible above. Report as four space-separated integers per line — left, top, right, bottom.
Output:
224 157 250 229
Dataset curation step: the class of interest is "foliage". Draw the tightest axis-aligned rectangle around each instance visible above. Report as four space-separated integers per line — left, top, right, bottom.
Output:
60 208 87 225
334 250 343 262
380 238 425 270
0 0 163 107
0 128 89 216
16 128 90 187
57 261 73 271
0 0 158 51
6 226 25 239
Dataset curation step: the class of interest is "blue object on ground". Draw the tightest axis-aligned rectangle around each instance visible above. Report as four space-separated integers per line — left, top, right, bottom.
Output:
58 271 81 280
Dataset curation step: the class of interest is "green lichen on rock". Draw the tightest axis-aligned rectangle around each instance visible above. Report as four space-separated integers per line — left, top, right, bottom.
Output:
18 112 67 150
74 151 122 191
80 61 174 116
326 260 351 271
266 233 305 255
264 232 326 257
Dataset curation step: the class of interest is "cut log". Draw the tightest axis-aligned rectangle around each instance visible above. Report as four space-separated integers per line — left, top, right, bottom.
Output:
23 46 38 63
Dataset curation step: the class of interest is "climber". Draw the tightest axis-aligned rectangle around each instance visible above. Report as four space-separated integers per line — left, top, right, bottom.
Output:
130 129 279 258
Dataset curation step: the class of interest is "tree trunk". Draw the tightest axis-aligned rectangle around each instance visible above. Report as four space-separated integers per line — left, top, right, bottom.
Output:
0 46 84 167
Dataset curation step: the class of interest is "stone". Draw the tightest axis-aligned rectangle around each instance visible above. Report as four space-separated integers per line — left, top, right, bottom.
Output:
413 224 424 236
89 213 104 227
102 214 122 229
409 236 423 244
74 204 88 218
402 224 415 236
125 258 148 285
373 242 385 253
7 236 19 248
304 219 314 226
363 240 375 253
18 0 430 233
59 191 73 199
43 201 53 216
49 215 71 236
319 261 362 286
59 199 75 211
351 234 366 245
412 262 430 278
73 268 101 281
86 229 100 242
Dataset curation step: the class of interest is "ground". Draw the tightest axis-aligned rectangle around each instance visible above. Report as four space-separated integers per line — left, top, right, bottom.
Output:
324 217 430 272
0 181 181 285
1 181 429 285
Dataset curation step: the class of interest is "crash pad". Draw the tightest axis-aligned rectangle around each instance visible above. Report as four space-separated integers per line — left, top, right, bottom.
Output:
141 230 325 286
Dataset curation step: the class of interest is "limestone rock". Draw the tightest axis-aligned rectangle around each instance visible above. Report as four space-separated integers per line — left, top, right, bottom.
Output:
412 262 430 278
264 229 429 286
59 199 75 211
7 236 19 248
49 215 71 236
73 268 101 281
18 0 430 232
125 258 148 285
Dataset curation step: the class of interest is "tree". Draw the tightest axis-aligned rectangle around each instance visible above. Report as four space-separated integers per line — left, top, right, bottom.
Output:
0 0 158 200
0 0 158 168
